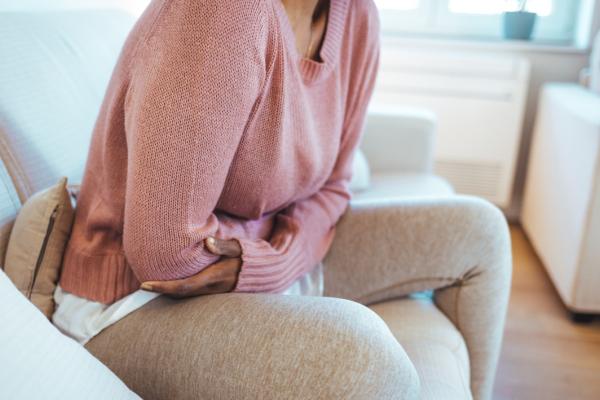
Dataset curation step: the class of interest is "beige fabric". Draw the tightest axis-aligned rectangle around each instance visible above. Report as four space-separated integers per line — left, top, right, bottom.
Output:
324 195 512 400
0 159 20 267
87 294 420 400
86 195 509 400
370 296 471 400
4 177 75 317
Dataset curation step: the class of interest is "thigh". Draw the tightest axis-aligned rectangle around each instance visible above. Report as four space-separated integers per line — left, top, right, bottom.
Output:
85 293 419 400
322 199 498 305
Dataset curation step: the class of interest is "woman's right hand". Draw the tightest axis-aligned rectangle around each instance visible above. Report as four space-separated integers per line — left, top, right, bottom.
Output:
140 237 242 298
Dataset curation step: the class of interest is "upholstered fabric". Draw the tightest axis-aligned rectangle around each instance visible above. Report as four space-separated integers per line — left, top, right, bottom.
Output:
0 10 135 200
86 293 420 400
4 178 75 318
361 107 437 174
0 160 20 267
0 269 140 399
353 172 454 201
323 195 512 400
349 149 371 192
371 297 471 400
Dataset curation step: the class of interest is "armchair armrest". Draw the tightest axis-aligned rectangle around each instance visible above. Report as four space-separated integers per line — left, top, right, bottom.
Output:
324 195 512 400
362 107 437 174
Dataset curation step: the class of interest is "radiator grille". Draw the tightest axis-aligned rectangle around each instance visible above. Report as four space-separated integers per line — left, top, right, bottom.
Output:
435 160 503 201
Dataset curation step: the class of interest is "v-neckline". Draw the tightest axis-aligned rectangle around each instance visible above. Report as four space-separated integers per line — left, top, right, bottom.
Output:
272 0 348 84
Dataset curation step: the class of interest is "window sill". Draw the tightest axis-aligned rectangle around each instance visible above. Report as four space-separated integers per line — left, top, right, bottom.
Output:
381 35 590 55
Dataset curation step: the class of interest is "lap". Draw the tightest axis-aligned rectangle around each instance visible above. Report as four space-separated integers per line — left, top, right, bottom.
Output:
86 293 419 400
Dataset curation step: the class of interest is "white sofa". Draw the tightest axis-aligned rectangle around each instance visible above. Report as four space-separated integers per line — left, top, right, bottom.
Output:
0 9 511 400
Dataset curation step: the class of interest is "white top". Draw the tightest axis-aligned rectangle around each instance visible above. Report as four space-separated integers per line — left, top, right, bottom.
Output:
53 263 324 344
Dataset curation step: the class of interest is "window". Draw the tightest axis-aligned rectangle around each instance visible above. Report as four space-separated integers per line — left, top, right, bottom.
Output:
375 0 421 10
448 0 553 16
374 0 581 44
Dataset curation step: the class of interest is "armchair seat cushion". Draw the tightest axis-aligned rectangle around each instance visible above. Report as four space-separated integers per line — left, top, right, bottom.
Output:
353 172 454 202
370 297 472 400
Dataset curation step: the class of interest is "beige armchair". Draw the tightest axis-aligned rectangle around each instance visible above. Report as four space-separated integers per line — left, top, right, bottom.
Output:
0 8 512 400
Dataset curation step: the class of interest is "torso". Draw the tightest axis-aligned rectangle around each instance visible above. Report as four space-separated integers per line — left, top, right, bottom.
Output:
59 0 380 304
216 0 348 220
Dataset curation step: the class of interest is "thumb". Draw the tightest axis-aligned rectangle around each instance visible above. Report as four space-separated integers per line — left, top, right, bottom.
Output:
205 237 242 258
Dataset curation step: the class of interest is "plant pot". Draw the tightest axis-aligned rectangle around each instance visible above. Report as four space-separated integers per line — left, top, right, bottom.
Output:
503 11 537 40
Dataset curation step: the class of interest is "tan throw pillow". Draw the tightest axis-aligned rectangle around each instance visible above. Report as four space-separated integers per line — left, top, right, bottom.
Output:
4 177 75 318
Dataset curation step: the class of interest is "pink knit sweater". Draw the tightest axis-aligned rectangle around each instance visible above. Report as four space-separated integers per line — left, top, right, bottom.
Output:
59 0 380 304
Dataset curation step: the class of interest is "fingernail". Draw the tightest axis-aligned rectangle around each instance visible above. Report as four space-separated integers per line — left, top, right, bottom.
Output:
140 282 153 291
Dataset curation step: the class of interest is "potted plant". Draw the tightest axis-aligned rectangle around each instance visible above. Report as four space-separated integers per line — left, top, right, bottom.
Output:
503 0 537 40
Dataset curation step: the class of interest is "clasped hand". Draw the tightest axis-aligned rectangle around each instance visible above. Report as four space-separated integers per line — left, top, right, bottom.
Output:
140 237 242 298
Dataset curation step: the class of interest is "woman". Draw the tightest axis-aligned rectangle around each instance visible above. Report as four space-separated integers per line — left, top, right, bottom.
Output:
50 2 512 398
53 0 380 343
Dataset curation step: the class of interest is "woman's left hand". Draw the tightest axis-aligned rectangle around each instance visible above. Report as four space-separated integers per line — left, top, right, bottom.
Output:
140 237 242 298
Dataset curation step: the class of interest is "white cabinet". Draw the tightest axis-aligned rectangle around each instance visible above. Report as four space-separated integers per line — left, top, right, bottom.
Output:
522 83 600 316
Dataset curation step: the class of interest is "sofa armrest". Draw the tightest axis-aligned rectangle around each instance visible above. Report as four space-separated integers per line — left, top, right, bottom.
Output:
362 107 437 174
324 195 512 400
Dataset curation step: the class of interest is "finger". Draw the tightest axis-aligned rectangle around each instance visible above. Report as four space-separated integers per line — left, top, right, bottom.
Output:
140 258 241 297
195 258 241 294
140 279 193 297
205 237 242 258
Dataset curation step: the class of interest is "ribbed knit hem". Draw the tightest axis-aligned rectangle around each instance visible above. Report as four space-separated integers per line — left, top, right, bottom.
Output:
234 237 309 293
299 0 349 84
273 0 349 84
59 244 140 304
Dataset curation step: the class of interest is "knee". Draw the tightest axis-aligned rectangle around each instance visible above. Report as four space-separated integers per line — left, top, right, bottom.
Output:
313 298 420 399
455 197 512 284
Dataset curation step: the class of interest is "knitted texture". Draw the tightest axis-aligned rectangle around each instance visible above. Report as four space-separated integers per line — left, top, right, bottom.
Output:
59 0 380 304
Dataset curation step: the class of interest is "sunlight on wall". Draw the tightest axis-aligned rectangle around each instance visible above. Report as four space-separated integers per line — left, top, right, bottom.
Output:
0 0 150 16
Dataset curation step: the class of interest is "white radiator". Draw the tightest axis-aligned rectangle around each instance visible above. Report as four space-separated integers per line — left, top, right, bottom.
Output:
372 42 531 208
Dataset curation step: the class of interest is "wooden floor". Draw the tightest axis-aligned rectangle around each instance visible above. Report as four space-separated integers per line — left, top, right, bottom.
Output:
493 226 600 400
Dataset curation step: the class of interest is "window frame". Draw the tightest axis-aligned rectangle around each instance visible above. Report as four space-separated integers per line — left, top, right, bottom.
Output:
375 0 582 45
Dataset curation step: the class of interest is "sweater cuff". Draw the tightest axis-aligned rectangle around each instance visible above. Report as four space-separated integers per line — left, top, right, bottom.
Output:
234 238 300 293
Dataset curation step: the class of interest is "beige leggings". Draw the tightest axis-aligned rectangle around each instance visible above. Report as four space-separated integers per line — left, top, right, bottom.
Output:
86 196 511 400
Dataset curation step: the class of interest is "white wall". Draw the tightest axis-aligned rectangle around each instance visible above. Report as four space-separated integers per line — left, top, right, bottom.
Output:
0 0 148 15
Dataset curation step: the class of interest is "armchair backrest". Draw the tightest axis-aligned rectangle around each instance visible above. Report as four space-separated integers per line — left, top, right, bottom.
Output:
0 10 136 201
361 107 437 174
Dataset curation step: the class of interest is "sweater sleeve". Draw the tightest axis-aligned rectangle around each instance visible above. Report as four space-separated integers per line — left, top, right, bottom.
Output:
234 15 381 293
122 0 268 282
